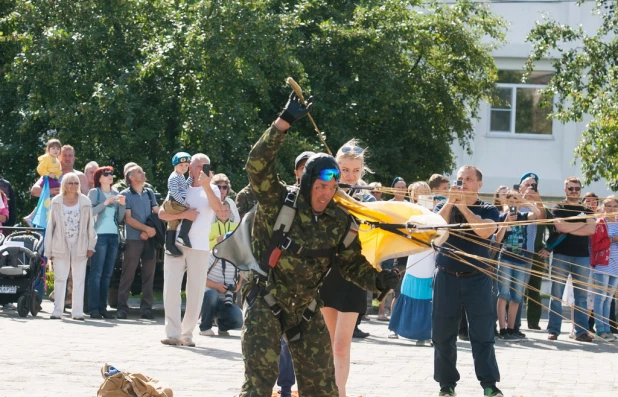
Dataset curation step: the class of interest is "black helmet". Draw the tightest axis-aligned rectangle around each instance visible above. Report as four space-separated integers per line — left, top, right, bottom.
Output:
299 153 340 204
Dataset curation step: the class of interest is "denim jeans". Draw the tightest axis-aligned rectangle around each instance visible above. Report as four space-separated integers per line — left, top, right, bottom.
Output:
432 269 500 390
277 338 295 392
88 234 119 314
547 254 591 336
593 271 618 335
497 259 532 304
199 289 243 332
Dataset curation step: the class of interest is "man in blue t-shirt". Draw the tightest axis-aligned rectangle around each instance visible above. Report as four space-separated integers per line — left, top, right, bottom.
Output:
432 166 503 397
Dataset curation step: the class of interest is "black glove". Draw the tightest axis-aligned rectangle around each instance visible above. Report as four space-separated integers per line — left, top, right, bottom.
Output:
279 92 313 125
375 269 400 293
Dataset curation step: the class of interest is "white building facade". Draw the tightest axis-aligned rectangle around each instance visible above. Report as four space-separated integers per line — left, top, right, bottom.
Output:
450 1 614 197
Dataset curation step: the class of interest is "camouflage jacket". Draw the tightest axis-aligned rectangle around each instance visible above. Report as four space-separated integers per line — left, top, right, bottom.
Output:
246 123 378 324
235 184 258 219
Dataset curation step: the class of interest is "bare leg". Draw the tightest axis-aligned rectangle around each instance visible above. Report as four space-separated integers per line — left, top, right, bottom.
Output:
497 298 507 330
507 301 519 329
321 308 357 397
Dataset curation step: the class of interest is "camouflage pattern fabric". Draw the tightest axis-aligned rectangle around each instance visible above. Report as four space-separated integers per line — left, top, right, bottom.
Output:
235 184 258 219
239 297 337 397
239 123 379 396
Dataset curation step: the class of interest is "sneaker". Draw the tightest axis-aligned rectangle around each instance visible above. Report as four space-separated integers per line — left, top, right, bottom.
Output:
140 311 155 320
116 310 128 319
416 339 432 346
569 330 576 339
502 333 520 341
388 331 399 339
200 329 215 336
606 333 616 342
377 314 390 321
483 386 504 397
353 327 370 339
575 333 593 343
513 329 526 338
438 386 456 396
218 329 230 336
161 337 181 346
547 333 558 340
180 337 195 347
72 316 85 321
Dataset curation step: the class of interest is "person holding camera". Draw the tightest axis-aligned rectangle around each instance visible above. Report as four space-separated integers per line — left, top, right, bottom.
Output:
158 154 224 347
432 166 503 397
494 189 541 340
199 201 242 336
87 166 126 319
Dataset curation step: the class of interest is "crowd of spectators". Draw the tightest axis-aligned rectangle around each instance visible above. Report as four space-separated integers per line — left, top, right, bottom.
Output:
1 139 617 396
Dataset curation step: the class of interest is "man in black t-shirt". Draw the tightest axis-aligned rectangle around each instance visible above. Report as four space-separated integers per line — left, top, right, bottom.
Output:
547 176 595 342
432 166 503 397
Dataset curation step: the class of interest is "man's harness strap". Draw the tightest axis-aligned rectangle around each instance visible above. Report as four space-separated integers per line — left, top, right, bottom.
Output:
253 187 359 342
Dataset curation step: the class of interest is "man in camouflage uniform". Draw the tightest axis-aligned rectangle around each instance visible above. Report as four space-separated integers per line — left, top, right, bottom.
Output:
239 92 398 397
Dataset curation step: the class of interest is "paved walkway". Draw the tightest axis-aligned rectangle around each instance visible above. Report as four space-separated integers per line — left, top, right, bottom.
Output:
1 299 617 397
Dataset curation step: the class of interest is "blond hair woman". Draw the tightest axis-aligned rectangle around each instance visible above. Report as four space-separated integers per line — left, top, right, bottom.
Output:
44 172 97 320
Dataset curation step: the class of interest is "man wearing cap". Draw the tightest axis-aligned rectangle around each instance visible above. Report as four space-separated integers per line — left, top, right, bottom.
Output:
515 173 548 332
239 92 398 397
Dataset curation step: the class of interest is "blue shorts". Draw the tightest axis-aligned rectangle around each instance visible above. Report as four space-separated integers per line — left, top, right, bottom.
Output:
497 258 532 304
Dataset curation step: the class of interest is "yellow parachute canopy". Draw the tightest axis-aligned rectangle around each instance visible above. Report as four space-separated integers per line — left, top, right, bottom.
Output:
334 191 448 268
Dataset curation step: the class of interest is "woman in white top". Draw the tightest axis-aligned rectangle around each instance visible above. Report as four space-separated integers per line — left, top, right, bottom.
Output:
44 172 97 320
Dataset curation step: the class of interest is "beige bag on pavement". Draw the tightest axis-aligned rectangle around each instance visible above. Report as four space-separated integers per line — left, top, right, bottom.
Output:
97 363 173 397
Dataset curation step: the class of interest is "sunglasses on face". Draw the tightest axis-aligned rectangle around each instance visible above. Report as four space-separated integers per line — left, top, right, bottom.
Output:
567 186 581 192
341 146 363 154
66 182 79 186
217 185 229 190
318 168 340 182
102 172 113 177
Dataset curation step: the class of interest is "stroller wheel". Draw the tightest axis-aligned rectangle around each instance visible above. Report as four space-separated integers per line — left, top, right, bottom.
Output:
17 295 29 317
30 293 42 316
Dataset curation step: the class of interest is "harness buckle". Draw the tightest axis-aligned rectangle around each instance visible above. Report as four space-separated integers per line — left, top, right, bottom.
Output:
281 237 293 251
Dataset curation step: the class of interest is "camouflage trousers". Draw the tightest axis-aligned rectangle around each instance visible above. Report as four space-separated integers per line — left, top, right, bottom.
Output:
239 296 338 397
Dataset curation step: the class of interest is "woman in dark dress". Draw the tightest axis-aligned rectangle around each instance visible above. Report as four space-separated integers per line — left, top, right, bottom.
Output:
319 139 374 397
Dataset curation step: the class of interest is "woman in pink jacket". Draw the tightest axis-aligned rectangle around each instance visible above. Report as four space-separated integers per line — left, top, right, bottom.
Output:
44 173 97 320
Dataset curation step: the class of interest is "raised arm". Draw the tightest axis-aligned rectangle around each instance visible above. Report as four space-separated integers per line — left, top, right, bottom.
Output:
245 92 312 206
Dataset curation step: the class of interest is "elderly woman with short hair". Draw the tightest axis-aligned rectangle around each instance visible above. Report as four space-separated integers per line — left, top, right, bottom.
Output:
45 173 97 320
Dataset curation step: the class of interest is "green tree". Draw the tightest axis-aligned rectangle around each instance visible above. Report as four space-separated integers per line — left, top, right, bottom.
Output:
1 0 504 218
526 1 618 189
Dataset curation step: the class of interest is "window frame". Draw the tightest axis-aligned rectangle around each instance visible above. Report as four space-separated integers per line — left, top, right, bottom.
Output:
487 80 554 140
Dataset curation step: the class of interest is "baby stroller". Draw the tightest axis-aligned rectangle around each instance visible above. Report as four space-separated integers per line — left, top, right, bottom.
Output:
0 229 44 317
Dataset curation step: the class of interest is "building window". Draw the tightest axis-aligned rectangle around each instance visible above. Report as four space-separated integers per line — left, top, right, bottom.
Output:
489 70 553 136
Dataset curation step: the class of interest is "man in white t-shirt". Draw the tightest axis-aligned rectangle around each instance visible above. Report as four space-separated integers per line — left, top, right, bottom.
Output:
158 153 224 347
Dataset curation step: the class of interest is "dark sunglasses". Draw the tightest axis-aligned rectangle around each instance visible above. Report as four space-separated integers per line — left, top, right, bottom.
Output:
66 182 79 186
341 146 363 154
217 185 229 190
102 172 113 177
567 186 581 192
318 168 340 182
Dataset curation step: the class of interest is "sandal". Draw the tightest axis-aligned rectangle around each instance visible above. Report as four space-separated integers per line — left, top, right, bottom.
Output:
377 314 390 322
388 331 399 339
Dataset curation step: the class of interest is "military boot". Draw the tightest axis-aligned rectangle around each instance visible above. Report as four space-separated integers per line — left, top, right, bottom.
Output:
165 230 183 256
176 220 193 248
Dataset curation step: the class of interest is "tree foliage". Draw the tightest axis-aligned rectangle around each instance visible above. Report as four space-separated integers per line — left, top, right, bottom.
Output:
1 0 504 217
525 0 618 189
